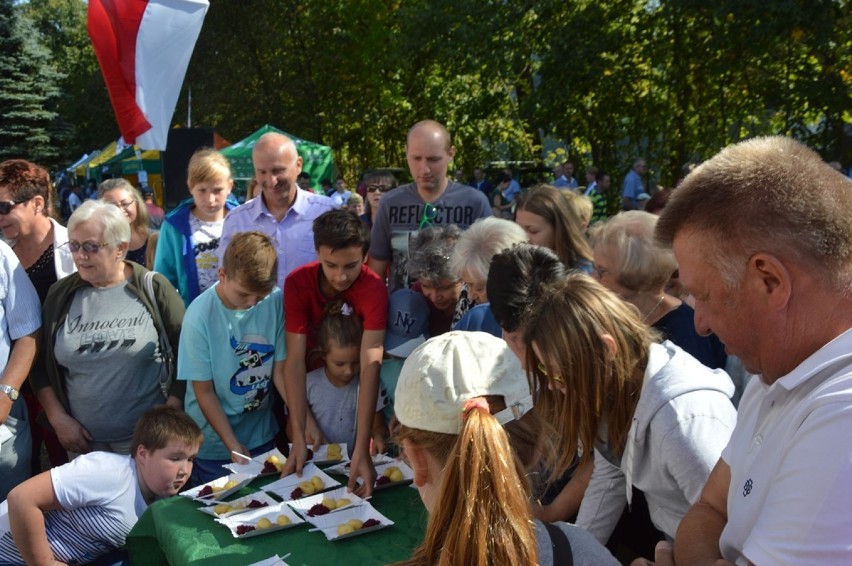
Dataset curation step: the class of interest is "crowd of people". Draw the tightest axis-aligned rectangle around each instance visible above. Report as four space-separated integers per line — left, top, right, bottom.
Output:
0 120 851 565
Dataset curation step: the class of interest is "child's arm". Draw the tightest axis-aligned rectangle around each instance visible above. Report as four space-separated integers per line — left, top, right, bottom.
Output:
7 471 67 566
371 410 389 455
192 380 248 463
347 329 384 497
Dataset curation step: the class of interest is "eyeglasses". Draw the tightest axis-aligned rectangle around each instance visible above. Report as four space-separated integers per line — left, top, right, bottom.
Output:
65 240 110 254
111 200 135 211
418 202 440 230
0 198 30 215
366 184 392 193
536 361 564 385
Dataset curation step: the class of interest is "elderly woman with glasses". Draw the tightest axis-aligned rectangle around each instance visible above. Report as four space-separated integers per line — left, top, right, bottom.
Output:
98 178 153 268
34 200 185 456
522 274 737 557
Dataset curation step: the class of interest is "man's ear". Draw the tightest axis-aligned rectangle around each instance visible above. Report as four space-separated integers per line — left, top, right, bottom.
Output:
748 252 791 310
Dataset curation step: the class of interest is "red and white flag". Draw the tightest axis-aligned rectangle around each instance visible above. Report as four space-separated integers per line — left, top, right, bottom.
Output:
88 0 209 150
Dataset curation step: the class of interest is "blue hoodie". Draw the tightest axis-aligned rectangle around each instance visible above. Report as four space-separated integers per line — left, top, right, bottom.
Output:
154 196 240 307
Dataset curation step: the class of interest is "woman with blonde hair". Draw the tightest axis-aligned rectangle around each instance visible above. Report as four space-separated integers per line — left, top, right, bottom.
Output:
588 210 726 369
394 331 618 566
514 185 594 273
523 274 737 555
98 178 152 267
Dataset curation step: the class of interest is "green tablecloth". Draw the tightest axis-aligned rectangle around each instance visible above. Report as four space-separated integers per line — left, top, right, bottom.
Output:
127 475 427 566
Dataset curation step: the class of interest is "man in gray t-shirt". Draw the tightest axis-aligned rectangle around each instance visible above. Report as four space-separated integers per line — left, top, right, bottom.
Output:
368 120 491 291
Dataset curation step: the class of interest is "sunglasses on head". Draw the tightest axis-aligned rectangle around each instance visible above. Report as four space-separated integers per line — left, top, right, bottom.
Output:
0 199 30 215
65 240 109 254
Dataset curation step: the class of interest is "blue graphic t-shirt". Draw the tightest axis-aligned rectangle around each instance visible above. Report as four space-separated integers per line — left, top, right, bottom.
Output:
179 283 285 459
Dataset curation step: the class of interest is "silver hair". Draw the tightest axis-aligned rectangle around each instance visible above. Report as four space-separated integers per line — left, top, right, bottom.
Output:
450 217 527 283
408 224 462 284
67 199 131 250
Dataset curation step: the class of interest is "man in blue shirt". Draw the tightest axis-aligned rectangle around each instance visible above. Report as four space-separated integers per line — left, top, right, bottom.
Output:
622 158 648 210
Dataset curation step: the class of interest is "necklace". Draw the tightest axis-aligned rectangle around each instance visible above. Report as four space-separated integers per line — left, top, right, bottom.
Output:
642 295 666 323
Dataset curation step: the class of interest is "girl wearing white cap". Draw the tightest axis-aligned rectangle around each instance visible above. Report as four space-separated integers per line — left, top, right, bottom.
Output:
394 331 619 566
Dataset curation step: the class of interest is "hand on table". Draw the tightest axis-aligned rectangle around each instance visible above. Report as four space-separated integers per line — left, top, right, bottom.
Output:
228 442 251 464
347 449 377 498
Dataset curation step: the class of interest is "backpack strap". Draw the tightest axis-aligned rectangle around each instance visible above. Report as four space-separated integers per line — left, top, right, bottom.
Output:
543 522 574 566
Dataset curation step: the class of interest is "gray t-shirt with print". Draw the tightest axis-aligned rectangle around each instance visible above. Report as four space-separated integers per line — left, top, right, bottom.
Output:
56 283 162 444
369 182 491 291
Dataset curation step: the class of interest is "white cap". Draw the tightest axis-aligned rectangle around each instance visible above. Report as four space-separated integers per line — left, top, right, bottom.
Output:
394 331 534 434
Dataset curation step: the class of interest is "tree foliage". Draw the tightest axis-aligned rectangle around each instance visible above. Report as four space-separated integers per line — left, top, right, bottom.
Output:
7 0 852 183
0 0 62 163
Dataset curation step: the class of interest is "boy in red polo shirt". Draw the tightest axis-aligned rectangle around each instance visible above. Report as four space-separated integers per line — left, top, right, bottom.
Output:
279 209 388 496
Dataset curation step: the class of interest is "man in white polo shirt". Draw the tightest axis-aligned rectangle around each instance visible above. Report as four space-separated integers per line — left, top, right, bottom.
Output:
652 136 852 565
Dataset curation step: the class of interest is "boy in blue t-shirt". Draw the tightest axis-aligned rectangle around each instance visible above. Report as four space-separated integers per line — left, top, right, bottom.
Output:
179 231 286 485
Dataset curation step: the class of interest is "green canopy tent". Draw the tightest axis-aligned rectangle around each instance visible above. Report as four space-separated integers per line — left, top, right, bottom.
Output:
220 125 334 191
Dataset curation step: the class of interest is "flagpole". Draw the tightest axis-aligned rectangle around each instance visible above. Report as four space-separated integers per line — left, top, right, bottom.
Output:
187 87 192 128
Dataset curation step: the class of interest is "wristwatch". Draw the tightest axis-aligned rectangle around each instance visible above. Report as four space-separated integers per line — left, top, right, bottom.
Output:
1 384 19 401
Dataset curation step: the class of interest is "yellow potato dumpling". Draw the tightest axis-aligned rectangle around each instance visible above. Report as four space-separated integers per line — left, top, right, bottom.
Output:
223 479 239 490
346 519 363 530
276 514 291 526
267 455 280 465
383 466 404 483
214 504 231 515
326 444 342 460
321 498 337 510
298 481 316 496
256 517 272 529
310 476 324 490
337 523 355 536
336 498 352 509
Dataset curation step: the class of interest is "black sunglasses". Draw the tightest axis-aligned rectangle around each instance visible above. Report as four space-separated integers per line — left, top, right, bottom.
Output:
0 199 30 215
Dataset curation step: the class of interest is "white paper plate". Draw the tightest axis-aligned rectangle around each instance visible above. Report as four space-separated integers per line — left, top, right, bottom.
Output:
216 502 305 539
261 462 340 501
181 472 256 505
223 448 287 476
307 503 394 541
285 486 365 518
198 491 279 519
323 453 395 476
245 555 290 566
287 443 348 465
372 461 414 490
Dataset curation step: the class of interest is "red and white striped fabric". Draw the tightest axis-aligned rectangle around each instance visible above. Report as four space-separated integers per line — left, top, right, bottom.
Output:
88 0 209 150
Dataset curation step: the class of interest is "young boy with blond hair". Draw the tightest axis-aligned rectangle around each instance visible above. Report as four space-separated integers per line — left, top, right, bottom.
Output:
155 148 240 307
179 231 286 485
0 407 202 566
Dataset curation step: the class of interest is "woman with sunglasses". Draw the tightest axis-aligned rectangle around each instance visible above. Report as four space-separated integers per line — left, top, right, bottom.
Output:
523 274 737 558
360 171 397 229
34 200 185 456
0 159 76 472
97 178 153 268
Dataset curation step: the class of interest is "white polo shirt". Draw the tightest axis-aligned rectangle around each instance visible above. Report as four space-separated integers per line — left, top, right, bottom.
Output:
720 329 852 564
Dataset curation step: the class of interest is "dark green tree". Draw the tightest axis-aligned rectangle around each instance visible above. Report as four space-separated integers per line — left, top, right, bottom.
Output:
0 0 62 163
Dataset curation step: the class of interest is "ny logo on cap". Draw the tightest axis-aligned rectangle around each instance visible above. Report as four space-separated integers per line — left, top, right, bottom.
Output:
395 311 417 333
